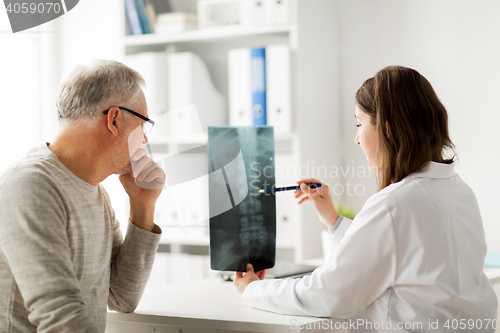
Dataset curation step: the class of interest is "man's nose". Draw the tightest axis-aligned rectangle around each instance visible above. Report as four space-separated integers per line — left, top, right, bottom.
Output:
143 133 148 144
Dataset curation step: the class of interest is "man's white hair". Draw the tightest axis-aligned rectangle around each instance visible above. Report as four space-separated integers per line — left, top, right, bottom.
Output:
56 59 146 123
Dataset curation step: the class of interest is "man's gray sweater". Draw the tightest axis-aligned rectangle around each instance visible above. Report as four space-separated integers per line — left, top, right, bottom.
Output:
0 143 161 332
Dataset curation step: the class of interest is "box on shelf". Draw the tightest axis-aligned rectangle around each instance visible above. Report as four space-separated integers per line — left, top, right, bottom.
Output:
167 0 199 12
198 0 241 29
198 0 290 29
155 12 198 35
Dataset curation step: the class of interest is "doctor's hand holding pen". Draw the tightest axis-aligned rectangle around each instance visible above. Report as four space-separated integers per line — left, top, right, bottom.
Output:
294 178 340 229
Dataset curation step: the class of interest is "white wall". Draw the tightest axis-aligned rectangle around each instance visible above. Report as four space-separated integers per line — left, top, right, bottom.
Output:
335 0 500 252
0 13 42 171
56 0 125 77
0 0 130 232
294 0 343 260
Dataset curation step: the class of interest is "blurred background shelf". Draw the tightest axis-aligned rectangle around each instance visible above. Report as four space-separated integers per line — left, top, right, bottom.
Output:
99 0 340 286
124 25 292 55
122 0 339 265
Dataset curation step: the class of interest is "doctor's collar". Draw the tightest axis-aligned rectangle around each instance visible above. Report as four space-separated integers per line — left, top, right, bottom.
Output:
406 161 455 180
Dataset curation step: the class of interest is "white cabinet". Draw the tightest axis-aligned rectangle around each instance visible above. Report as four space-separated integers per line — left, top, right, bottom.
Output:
124 0 341 263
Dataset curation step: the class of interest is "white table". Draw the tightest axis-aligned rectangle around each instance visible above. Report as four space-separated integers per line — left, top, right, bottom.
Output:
106 268 500 333
106 278 340 333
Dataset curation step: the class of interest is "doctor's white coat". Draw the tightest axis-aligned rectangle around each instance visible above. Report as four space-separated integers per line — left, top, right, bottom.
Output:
242 162 498 332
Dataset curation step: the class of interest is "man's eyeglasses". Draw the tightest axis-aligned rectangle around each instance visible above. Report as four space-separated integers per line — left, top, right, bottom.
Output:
103 106 155 134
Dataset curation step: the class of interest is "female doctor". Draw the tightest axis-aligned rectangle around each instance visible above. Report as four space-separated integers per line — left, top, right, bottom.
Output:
234 66 498 332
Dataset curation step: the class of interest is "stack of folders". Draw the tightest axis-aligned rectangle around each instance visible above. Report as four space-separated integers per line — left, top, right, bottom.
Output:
274 153 299 247
155 12 198 35
228 44 292 133
125 0 156 35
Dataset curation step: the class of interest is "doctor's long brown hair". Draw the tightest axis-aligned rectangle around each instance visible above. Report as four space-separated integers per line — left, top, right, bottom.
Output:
355 66 455 191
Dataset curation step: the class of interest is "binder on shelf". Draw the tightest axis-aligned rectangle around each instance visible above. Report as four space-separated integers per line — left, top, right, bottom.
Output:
123 52 169 138
251 47 267 126
266 44 291 133
228 45 292 130
169 152 209 227
134 0 152 34
144 0 157 32
148 154 180 230
125 12 133 35
125 0 144 35
228 48 252 126
167 52 225 136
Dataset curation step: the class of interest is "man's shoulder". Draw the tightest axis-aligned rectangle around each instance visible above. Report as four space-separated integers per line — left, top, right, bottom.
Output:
0 145 63 195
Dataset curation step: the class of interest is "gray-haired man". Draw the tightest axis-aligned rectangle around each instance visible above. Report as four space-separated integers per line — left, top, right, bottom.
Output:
0 60 165 332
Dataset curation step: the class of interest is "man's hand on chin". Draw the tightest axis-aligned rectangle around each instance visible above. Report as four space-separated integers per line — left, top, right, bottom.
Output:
119 148 165 232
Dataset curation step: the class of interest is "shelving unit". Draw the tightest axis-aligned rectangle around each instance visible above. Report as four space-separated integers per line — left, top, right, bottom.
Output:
124 0 342 263
124 25 292 54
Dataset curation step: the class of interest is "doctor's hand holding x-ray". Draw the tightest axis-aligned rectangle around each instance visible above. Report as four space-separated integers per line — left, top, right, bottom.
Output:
233 180 338 293
233 179 340 293
234 94 379 293
234 81 381 293
233 104 374 293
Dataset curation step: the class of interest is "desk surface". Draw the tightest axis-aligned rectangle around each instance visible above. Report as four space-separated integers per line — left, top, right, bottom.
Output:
106 278 335 333
107 268 500 333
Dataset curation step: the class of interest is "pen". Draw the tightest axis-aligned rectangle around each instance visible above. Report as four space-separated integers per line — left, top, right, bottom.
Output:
258 183 323 194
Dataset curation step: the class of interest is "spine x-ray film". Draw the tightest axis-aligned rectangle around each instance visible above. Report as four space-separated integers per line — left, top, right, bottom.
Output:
208 126 276 272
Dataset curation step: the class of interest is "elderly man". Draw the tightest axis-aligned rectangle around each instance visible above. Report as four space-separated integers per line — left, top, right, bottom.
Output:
0 60 165 332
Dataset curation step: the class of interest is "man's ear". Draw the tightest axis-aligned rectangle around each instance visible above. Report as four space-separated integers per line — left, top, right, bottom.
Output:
105 107 120 136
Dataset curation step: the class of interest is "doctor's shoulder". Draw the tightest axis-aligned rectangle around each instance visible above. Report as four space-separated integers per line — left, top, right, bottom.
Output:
355 171 440 226
357 177 409 215
359 164 478 229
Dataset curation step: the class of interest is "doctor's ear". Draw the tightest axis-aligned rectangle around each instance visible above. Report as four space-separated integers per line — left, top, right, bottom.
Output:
385 122 391 139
